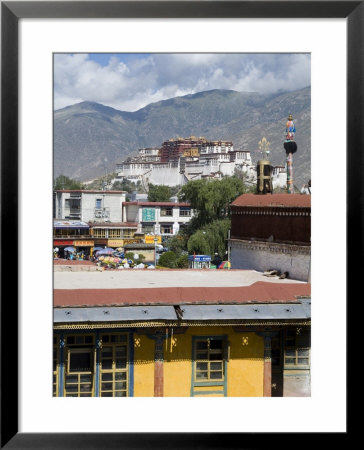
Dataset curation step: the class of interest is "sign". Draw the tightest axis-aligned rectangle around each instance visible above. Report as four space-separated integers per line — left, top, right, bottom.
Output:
108 239 124 247
54 240 73 246
188 255 211 262
74 240 94 247
123 238 142 245
142 208 156 222
145 235 162 244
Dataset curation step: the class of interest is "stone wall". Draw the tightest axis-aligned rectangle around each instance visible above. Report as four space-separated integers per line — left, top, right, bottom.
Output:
230 239 311 282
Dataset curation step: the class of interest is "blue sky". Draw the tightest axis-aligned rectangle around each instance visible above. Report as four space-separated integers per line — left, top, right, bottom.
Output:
54 53 310 111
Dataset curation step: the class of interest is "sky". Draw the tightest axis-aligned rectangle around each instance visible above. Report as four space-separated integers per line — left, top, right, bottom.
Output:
54 53 310 112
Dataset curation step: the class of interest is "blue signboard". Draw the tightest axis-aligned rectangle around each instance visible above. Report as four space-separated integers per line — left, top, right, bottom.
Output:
188 255 211 262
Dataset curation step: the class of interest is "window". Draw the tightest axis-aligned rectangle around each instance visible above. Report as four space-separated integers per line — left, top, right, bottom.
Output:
142 224 155 233
284 328 310 368
65 198 81 212
160 224 173 234
100 334 128 397
93 228 107 238
179 207 191 217
191 336 227 397
160 207 173 217
96 199 102 209
122 229 135 238
108 228 122 238
194 338 225 381
64 334 94 397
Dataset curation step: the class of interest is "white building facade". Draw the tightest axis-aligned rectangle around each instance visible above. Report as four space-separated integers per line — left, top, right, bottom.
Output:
122 201 193 238
116 145 287 189
54 190 126 223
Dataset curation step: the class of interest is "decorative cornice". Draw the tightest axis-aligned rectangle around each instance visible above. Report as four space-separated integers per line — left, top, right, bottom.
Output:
232 206 310 217
229 239 311 255
54 319 311 330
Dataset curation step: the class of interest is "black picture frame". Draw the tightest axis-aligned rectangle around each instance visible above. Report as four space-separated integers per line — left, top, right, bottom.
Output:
1 1 358 448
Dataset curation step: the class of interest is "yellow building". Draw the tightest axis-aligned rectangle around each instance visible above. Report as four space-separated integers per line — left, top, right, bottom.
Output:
53 270 311 397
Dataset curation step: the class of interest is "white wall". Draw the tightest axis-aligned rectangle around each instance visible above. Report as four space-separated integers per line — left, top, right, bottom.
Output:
81 192 125 222
230 239 311 282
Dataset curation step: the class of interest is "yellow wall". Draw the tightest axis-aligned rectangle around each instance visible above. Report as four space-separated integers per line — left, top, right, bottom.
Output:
132 326 264 397
163 326 264 397
133 333 155 396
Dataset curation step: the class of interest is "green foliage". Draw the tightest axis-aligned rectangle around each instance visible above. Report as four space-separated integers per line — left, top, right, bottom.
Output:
178 176 246 230
187 230 211 256
233 168 256 193
147 184 172 202
187 218 231 259
112 179 146 193
176 254 189 269
158 251 177 268
164 234 188 257
54 174 83 190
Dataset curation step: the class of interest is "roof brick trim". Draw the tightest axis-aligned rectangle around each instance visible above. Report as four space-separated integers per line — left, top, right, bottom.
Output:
54 282 311 308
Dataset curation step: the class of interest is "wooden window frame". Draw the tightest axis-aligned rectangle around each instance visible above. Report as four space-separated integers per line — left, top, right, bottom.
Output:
160 207 173 217
108 228 122 238
191 336 228 397
64 333 95 397
284 328 310 369
99 333 129 397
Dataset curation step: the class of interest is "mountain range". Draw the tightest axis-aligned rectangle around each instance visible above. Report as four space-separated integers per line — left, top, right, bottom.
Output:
54 87 311 188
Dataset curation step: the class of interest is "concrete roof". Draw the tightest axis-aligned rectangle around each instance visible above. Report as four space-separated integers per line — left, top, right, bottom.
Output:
53 270 310 308
54 269 305 290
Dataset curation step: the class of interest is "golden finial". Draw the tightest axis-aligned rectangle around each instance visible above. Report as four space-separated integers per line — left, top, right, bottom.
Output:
258 137 271 156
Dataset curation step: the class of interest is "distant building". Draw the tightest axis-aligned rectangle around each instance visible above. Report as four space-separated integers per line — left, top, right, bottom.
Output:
229 193 311 281
90 222 139 250
54 190 126 223
115 136 287 188
122 201 193 240
53 219 139 257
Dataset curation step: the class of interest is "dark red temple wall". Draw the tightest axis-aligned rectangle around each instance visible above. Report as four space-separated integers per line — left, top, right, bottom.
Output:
231 209 311 244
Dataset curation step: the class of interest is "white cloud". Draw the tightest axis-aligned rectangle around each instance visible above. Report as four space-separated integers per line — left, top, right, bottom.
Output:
54 53 311 111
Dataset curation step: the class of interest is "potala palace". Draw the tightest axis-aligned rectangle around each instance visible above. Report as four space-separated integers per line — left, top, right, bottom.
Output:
115 136 287 189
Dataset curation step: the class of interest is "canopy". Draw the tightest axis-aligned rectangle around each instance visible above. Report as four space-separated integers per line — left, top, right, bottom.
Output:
64 246 76 252
53 221 89 228
218 261 231 269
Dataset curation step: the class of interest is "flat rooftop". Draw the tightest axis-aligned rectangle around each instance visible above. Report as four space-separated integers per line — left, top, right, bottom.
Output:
54 269 305 290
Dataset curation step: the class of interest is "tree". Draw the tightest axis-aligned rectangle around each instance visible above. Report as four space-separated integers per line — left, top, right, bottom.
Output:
176 254 189 268
158 251 177 268
112 179 146 193
147 184 172 202
178 176 246 229
164 234 188 256
187 230 211 256
187 218 231 258
54 175 83 190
